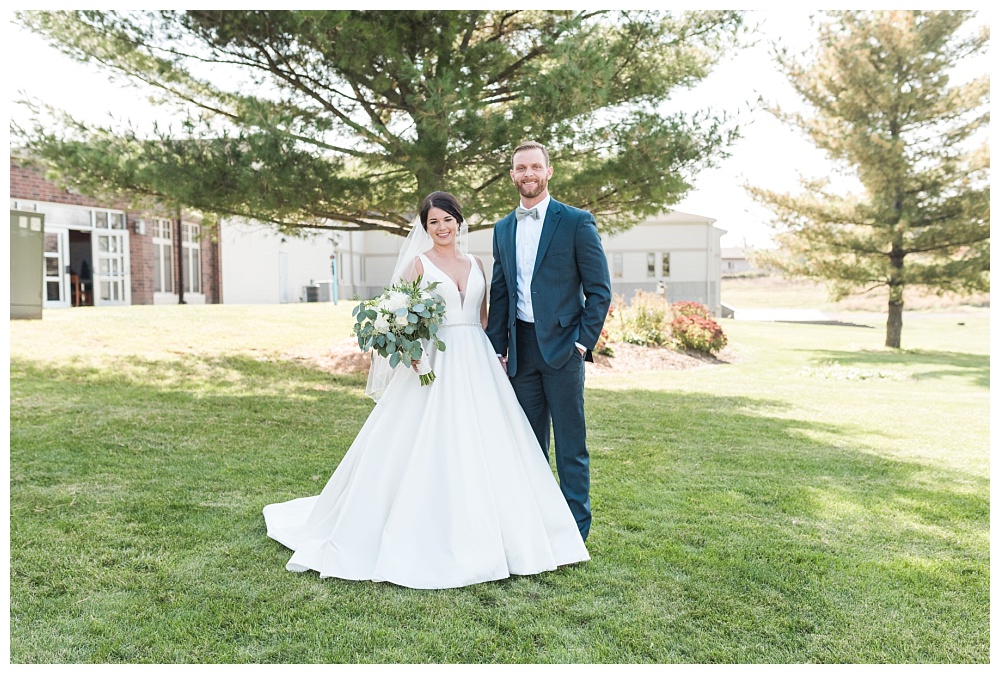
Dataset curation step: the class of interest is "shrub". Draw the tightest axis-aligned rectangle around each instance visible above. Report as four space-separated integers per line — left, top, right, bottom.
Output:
607 291 671 347
671 300 712 320
670 301 727 354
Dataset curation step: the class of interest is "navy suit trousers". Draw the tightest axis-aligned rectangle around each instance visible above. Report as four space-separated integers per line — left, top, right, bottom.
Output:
510 319 591 541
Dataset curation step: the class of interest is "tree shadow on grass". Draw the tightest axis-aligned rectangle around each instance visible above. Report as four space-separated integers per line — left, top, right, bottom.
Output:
9 357 990 663
10 355 373 495
11 353 370 398
803 348 989 388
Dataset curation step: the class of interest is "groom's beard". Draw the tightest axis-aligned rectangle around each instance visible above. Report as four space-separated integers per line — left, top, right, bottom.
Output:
515 175 548 200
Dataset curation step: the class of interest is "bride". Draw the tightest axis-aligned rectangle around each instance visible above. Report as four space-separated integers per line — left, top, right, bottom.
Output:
263 191 589 589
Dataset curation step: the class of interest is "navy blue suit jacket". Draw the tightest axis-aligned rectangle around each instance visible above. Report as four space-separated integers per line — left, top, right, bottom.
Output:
486 198 612 377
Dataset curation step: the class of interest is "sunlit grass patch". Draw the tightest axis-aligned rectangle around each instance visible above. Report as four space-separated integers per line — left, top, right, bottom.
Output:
799 361 912 381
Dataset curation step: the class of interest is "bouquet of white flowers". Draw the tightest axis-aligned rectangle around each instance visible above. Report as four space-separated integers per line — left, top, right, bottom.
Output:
352 278 447 385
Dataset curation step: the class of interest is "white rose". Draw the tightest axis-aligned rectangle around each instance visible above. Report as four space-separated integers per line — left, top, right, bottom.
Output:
373 314 390 334
384 291 410 313
394 314 409 327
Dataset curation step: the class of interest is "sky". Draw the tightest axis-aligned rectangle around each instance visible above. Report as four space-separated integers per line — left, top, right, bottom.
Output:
5 8 991 250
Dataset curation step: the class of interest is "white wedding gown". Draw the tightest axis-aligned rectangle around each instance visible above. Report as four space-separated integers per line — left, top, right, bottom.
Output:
263 253 589 589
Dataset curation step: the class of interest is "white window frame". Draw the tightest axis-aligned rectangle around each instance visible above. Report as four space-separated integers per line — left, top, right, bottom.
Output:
181 222 202 295
152 217 175 295
43 228 70 308
91 208 130 306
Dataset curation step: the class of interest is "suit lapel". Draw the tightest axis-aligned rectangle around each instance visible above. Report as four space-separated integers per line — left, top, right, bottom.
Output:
533 199 562 276
505 212 518 290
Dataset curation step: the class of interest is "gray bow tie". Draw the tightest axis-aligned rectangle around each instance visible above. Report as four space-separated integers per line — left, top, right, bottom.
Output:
515 206 539 221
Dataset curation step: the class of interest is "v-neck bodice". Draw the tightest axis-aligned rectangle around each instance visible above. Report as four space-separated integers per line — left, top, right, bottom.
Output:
419 253 483 324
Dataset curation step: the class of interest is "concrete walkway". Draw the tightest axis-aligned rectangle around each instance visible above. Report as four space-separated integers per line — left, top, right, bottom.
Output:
731 308 831 322
725 307 875 328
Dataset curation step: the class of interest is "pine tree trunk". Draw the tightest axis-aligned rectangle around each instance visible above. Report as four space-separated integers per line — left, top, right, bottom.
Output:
885 297 903 348
885 248 904 348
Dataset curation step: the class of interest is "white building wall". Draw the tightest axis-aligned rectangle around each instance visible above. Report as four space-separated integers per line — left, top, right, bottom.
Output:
600 212 724 315
219 210 723 314
221 220 338 304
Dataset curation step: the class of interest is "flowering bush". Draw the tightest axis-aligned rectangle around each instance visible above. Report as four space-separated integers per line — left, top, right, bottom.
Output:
352 278 447 384
671 300 712 320
594 328 614 357
670 301 727 355
607 291 671 346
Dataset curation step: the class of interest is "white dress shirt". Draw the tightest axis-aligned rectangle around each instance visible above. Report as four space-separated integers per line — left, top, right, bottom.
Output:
515 195 549 323
511 195 586 355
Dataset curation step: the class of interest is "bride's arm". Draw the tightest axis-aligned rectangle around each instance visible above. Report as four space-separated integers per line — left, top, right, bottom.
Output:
474 256 488 329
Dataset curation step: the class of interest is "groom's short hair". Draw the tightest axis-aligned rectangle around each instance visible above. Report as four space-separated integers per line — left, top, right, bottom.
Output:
511 141 550 167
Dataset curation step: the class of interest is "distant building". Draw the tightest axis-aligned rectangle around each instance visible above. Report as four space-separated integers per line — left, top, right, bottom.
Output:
9 161 221 314
11 160 725 316
721 247 756 276
278 210 725 314
601 211 724 314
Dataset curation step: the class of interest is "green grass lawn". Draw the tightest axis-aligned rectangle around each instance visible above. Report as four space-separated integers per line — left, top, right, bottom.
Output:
9 304 989 663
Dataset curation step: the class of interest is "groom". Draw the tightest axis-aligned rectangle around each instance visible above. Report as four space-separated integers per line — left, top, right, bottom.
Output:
487 141 612 542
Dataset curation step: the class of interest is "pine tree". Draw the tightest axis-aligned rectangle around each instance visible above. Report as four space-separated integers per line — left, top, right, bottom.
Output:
14 10 746 236
747 11 989 348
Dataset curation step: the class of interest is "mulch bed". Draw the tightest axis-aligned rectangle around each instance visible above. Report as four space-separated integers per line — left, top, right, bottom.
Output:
288 338 734 376
586 341 734 375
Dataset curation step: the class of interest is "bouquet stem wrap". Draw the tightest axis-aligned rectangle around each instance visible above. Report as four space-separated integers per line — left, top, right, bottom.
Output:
414 357 435 385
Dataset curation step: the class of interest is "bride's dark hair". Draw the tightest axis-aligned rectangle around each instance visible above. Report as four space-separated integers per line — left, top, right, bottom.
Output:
419 191 464 230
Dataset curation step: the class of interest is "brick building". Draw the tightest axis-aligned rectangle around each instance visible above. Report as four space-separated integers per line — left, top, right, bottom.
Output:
9 160 221 310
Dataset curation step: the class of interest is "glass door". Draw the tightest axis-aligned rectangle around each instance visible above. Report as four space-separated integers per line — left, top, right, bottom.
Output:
92 211 130 306
43 229 70 309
